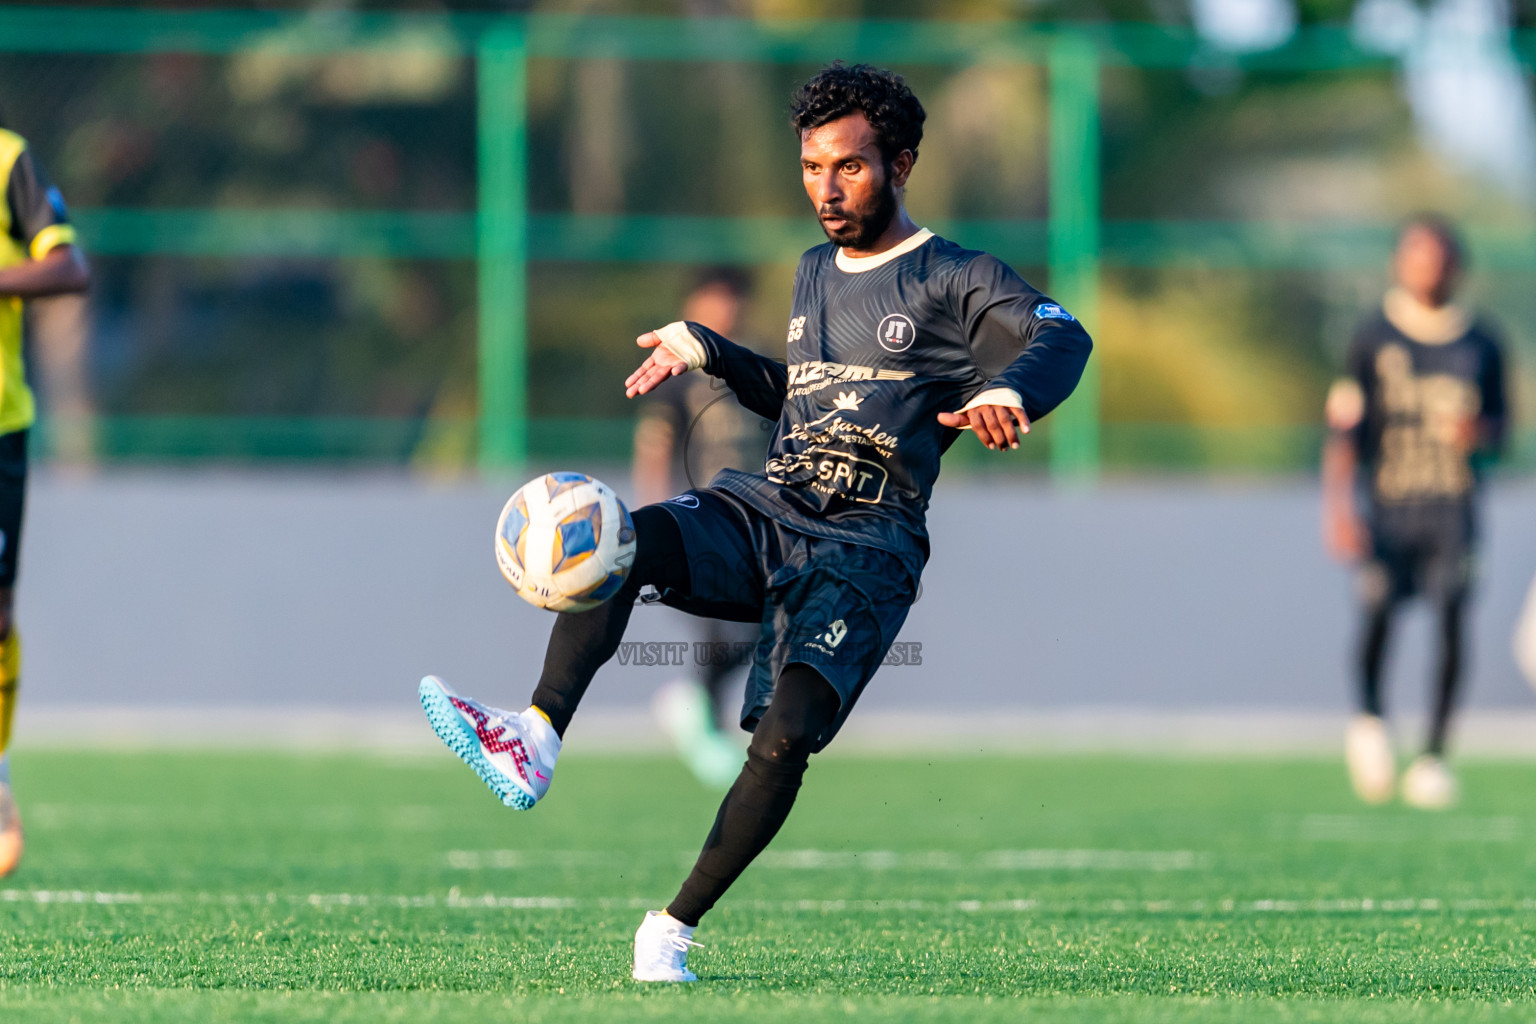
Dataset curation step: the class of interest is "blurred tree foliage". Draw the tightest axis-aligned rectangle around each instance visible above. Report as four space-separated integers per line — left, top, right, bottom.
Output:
0 0 1528 467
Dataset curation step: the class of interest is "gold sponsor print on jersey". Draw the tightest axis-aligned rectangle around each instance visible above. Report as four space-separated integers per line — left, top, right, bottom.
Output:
1372 344 1482 501
787 361 914 385
785 410 899 456
769 447 888 503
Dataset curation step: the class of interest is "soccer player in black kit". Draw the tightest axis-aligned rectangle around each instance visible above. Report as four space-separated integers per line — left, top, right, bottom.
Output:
1323 216 1507 810
419 63 1092 980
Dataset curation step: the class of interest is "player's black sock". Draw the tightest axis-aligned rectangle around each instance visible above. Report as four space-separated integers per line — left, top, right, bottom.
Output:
1427 594 1466 756
1358 597 1395 718
529 506 690 738
666 664 840 927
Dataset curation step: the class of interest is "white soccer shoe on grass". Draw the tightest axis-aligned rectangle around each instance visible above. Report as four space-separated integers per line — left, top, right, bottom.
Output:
633 910 701 982
1345 714 1395 805
418 676 560 810
1402 755 1458 810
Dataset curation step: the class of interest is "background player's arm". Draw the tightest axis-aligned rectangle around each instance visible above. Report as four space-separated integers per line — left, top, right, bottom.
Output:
632 408 677 506
1474 334 1509 458
0 246 89 299
938 256 1093 450
625 321 787 421
1321 430 1366 562
0 147 88 299
1321 340 1370 562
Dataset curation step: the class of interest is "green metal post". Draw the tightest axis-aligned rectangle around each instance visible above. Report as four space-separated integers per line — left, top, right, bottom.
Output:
477 24 529 472
1047 34 1102 480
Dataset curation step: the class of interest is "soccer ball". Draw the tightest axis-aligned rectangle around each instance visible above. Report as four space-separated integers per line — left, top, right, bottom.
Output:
495 472 637 612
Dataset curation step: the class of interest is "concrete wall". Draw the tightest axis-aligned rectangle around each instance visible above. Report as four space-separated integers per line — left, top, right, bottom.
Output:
16 470 1536 720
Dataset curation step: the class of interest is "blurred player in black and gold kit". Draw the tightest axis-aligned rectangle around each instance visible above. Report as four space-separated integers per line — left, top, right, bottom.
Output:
1323 216 1506 810
633 269 767 788
0 123 91 874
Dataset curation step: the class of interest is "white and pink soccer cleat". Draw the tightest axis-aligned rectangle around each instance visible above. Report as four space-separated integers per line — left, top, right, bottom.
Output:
418 676 561 810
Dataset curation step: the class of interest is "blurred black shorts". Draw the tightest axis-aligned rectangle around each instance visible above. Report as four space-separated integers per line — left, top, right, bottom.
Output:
1361 502 1474 605
0 430 26 588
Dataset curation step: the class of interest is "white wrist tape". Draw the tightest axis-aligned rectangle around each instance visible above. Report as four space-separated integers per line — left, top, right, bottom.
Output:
958 387 1024 413
655 322 708 372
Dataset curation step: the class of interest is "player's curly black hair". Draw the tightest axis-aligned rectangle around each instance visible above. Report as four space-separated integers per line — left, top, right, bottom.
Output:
789 63 926 164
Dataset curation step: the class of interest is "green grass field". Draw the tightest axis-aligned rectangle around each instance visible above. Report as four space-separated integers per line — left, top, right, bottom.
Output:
0 749 1533 1022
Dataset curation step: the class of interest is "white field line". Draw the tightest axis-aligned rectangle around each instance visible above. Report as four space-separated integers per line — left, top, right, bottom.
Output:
1294 814 1522 842
444 848 1210 871
6 889 1536 916
0 889 149 905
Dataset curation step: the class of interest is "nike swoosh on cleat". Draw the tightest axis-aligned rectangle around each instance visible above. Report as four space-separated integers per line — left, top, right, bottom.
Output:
534 770 550 782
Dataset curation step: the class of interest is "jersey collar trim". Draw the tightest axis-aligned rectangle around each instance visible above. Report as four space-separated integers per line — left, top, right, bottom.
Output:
834 227 934 273
1382 287 1469 346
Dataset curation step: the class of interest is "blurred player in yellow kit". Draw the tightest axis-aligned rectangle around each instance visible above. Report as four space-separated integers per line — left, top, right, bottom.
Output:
1322 217 1507 809
0 122 91 874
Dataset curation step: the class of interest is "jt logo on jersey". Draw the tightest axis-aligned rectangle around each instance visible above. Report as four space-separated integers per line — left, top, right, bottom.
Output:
877 313 916 353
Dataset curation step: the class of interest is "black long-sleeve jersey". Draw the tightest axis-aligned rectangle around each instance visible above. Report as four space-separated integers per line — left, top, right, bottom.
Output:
1334 291 1508 520
660 229 1092 580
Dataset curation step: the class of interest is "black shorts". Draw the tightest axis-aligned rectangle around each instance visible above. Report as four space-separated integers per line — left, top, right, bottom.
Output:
1361 503 1474 605
654 488 919 751
0 430 26 588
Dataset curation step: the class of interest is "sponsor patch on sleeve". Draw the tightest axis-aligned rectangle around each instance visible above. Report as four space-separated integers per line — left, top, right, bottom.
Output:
1034 303 1075 321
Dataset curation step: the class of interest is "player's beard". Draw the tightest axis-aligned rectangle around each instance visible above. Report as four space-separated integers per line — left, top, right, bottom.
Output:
818 173 899 250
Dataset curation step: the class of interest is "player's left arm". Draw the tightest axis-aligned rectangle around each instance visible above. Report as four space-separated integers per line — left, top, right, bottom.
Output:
937 256 1092 450
0 146 89 299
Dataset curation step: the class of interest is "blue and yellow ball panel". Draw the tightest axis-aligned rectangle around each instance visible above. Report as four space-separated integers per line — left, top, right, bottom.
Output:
584 569 628 603
500 491 530 570
552 501 602 574
545 471 592 500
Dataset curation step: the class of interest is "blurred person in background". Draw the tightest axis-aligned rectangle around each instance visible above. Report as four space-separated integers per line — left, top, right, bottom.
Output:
632 268 768 788
1322 216 1507 810
0 119 91 874
1515 571 1536 692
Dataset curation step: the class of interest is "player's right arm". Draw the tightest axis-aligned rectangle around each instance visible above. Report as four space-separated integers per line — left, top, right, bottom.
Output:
625 322 787 421
1321 331 1371 563
0 143 88 299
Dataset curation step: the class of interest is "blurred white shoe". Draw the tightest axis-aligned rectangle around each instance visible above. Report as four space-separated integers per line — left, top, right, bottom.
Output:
632 910 700 982
653 679 743 789
1401 755 1458 810
0 772 22 878
1345 714 1395 805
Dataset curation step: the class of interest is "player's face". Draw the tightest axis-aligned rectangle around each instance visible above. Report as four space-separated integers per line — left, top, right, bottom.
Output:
800 113 911 250
1393 226 1461 307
